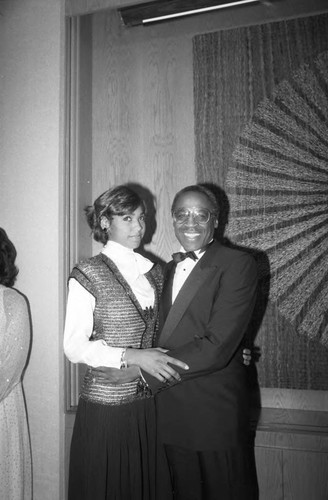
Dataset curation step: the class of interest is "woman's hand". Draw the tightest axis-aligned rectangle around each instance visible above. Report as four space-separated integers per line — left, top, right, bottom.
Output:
91 366 140 384
125 348 189 383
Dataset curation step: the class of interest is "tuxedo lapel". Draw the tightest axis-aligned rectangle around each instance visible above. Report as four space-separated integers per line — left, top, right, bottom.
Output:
159 261 213 345
158 241 222 346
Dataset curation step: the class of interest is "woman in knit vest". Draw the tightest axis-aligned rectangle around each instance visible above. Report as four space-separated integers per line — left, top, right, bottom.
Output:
64 185 188 500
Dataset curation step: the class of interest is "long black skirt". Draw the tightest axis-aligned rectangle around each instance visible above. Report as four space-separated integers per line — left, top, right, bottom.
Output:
68 396 167 500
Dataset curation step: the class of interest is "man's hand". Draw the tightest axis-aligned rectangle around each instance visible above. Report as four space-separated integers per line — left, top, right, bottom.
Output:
125 347 189 383
91 366 140 384
243 348 251 366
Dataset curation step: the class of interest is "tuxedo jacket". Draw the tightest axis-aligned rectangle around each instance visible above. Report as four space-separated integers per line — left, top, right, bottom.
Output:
142 240 258 451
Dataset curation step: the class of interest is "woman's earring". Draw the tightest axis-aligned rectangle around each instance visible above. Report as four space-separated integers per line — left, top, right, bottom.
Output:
100 217 110 232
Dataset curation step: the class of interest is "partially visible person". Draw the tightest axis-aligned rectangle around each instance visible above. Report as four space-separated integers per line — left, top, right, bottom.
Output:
64 185 188 500
0 228 32 500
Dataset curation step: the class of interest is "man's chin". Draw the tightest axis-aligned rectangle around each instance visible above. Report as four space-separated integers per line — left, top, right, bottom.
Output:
179 240 202 252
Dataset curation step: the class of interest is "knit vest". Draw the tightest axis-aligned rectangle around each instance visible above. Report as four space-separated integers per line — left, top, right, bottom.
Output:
70 253 163 405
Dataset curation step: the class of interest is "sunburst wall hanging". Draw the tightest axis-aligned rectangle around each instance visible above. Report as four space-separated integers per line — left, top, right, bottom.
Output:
226 51 328 349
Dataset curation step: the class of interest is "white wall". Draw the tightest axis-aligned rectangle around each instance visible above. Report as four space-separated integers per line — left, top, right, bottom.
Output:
0 0 66 498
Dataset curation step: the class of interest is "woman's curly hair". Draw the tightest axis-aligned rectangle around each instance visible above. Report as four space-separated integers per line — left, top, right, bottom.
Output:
0 228 19 287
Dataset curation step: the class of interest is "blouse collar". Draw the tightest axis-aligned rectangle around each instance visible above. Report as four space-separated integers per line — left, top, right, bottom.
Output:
101 240 153 283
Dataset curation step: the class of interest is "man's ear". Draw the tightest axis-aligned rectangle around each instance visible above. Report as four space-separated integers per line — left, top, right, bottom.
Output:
214 217 219 229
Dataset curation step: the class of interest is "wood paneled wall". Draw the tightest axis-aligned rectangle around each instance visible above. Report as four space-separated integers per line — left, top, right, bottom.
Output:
255 430 328 499
91 10 196 261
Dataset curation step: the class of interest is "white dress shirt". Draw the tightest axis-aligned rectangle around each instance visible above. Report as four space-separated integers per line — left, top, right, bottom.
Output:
63 241 154 368
172 247 206 303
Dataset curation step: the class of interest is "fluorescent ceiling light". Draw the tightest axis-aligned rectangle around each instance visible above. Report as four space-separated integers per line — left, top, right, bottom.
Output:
142 0 259 24
119 0 265 27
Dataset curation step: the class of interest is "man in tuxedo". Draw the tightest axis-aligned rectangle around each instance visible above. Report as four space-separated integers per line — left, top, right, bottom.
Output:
142 184 258 500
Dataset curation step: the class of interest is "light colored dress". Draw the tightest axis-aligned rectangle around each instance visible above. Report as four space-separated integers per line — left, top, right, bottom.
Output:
0 285 32 500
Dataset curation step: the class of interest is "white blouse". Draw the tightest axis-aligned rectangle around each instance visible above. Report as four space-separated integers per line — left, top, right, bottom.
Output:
63 241 155 368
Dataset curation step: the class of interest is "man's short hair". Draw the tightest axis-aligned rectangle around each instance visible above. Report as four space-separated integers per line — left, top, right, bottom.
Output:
171 185 219 215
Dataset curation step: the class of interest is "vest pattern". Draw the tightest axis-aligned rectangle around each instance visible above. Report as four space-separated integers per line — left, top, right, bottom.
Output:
70 253 163 405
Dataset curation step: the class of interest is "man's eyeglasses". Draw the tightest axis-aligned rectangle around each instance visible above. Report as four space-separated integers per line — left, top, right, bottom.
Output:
172 208 214 224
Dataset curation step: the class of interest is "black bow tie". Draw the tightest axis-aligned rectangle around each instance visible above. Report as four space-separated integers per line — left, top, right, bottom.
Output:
172 251 198 263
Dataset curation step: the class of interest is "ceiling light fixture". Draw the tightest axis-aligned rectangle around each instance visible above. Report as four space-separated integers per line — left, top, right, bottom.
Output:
119 0 262 27
143 0 259 24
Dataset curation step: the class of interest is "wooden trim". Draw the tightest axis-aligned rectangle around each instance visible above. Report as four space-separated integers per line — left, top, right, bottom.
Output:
251 388 328 437
260 388 328 412
65 0 158 17
256 407 328 433
64 14 94 413
255 427 328 452
64 15 82 413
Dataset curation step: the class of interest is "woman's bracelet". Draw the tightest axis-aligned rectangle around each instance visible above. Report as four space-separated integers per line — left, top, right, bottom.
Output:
120 348 128 369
